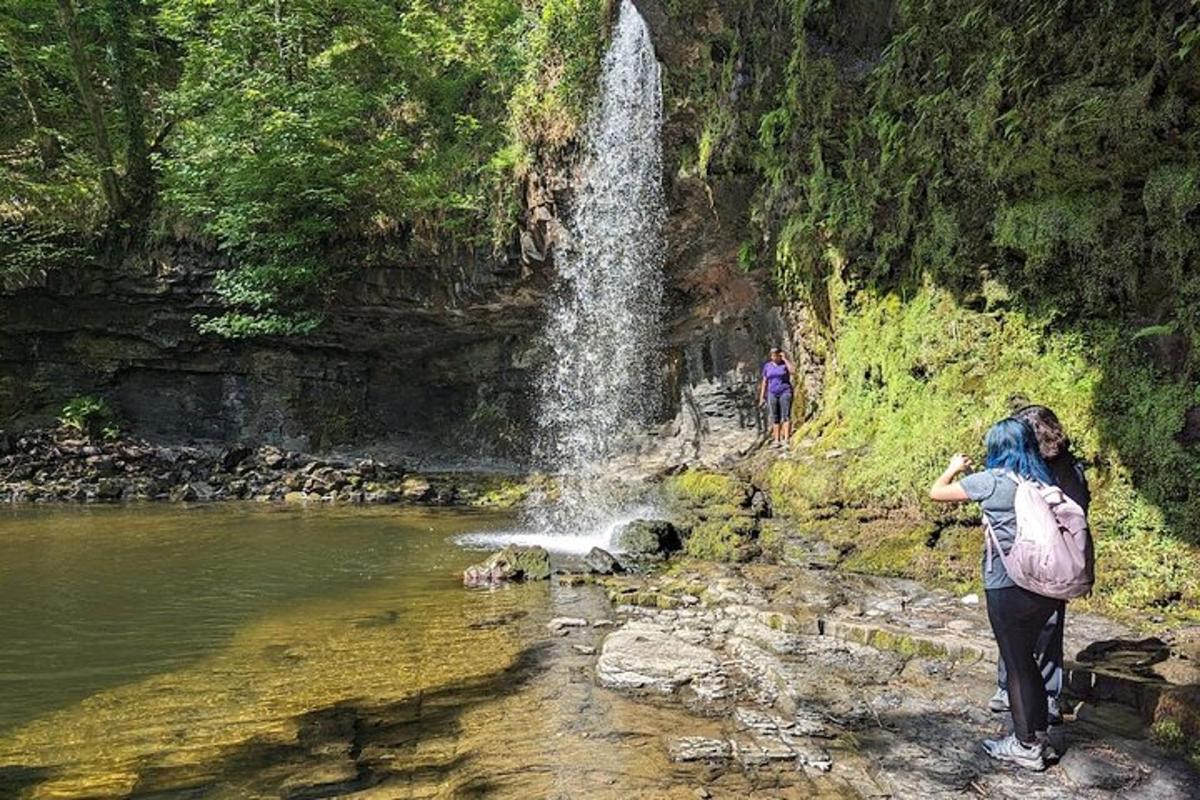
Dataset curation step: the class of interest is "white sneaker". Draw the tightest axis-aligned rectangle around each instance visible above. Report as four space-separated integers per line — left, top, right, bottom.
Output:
983 734 1046 771
988 687 1009 712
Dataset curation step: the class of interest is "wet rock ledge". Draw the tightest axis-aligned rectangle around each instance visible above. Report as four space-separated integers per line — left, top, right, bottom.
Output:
576 561 1200 799
0 430 528 506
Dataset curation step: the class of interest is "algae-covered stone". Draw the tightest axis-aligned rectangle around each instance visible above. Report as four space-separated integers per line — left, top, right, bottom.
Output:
401 476 433 501
614 519 682 559
685 515 759 562
463 545 551 586
661 469 750 510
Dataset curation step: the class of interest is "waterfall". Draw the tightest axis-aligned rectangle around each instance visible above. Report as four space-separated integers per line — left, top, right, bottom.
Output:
528 0 666 540
458 0 665 555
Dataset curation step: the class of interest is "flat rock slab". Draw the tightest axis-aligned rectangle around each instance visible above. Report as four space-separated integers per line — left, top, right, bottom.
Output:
547 616 588 630
1059 746 1140 791
668 736 732 763
597 620 727 701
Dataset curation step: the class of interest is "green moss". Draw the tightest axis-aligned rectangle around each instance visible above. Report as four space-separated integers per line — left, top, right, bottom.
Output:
469 477 534 509
842 525 929 577
662 469 749 510
684 515 757 562
763 457 842 518
757 520 785 559
757 279 1200 619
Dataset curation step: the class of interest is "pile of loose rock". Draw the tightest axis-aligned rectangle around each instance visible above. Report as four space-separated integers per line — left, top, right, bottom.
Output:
0 429 464 505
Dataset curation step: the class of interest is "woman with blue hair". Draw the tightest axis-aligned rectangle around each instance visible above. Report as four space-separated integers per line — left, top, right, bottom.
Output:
930 417 1065 771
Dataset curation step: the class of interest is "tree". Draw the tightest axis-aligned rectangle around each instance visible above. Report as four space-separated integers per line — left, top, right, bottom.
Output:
0 16 61 167
104 0 152 215
56 0 123 216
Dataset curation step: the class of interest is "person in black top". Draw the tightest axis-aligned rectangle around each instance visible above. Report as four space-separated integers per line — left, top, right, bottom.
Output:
988 404 1090 723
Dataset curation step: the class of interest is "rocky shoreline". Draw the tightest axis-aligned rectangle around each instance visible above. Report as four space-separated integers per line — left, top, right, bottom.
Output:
557 559 1200 798
0 430 529 507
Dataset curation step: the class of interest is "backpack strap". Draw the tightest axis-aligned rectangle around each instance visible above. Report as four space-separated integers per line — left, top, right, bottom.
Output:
983 517 1011 574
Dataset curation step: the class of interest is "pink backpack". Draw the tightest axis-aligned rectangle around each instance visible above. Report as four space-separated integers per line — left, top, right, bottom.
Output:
986 472 1094 600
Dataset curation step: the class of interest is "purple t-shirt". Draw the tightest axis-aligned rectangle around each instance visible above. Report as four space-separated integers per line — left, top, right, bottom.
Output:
762 361 792 396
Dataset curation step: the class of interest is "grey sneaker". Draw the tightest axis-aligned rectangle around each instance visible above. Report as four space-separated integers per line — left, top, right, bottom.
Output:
983 734 1046 771
988 687 1010 712
1047 696 1063 726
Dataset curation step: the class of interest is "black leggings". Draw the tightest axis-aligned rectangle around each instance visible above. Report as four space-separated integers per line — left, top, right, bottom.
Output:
986 586 1065 741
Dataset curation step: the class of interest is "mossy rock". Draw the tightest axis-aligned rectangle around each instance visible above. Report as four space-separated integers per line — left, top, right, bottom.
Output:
661 469 749 510
468 476 534 508
764 457 843 518
794 514 979 594
842 524 932 577
462 545 551 586
685 515 759 562
613 519 682 559
1153 685 1200 744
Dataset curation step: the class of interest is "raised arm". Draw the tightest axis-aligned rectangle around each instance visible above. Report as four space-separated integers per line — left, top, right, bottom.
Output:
929 454 973 502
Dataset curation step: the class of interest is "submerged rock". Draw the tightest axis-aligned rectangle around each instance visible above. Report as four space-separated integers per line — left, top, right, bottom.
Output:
463 545 552 586
547 616 588 631
613 519 682 559
584 546 623 574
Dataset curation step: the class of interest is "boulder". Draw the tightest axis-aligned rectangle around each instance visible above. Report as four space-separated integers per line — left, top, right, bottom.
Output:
95 478 124 500
613 519 682 559
402 476 434 501
219 445 254 472
463 546 552 586
596 620 727 701
584 546 623 574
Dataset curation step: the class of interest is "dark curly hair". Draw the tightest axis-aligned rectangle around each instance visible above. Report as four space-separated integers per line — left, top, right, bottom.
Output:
1012 404 1070 461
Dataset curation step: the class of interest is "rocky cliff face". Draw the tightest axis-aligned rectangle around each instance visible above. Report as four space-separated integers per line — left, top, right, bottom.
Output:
0 245 543 462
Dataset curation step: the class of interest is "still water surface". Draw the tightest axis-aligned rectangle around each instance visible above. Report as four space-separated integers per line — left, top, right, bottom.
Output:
0 504 855 800
0 504 507 734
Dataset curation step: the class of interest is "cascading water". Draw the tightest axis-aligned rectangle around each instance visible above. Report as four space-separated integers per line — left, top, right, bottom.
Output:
525 0 666 545
460 0 664 554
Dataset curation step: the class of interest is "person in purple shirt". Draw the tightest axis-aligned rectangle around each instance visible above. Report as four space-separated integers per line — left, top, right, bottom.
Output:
758 347 796 447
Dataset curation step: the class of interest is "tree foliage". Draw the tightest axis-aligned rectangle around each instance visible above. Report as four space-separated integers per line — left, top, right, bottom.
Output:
1 0 607 332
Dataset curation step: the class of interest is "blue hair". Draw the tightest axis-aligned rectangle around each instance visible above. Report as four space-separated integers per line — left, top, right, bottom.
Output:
984 418 1055 485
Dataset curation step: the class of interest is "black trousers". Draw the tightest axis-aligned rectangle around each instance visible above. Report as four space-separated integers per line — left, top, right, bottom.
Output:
997 608 1064 698
986 586 1065 740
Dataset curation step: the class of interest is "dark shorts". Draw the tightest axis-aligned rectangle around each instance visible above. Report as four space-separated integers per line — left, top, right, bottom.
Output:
768 391 792 425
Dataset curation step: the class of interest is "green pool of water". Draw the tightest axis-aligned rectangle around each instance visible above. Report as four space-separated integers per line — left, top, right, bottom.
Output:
0 504 554 798
0 504 860 800
0 504 514 733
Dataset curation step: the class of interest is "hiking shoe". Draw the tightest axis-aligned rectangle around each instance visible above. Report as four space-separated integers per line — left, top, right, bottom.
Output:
983 734 1046 771
988 688 1010 713
1047 697 1064 726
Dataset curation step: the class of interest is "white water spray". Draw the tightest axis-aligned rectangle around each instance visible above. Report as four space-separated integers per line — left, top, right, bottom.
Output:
463 0 666 553
528 0 665 538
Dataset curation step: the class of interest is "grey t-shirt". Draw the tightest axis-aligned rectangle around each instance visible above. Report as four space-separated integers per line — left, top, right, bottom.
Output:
959 468 1018 590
